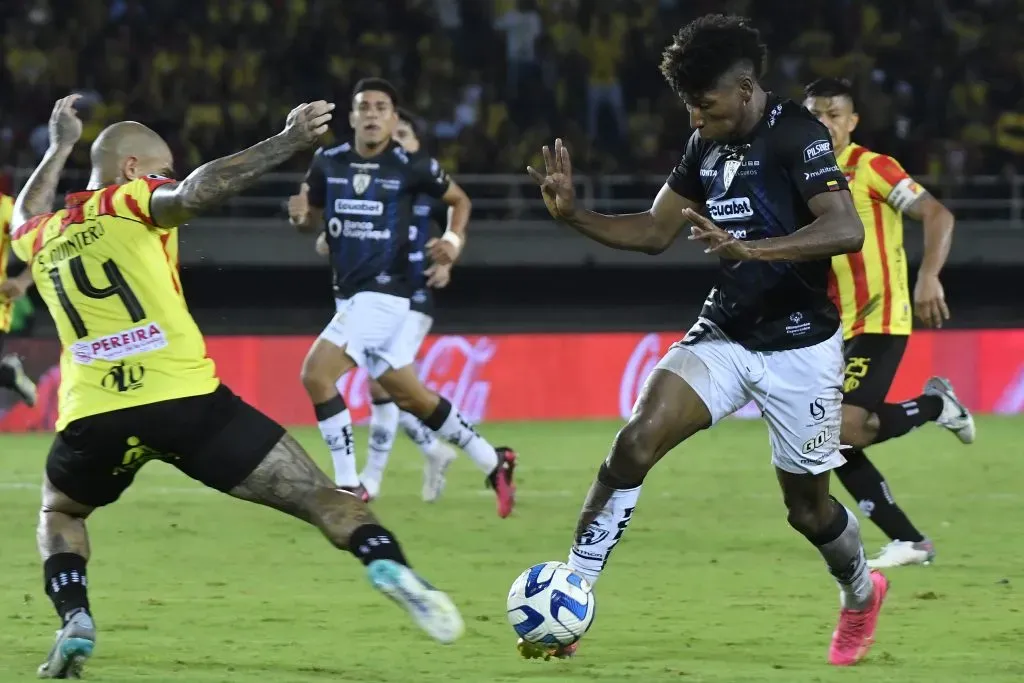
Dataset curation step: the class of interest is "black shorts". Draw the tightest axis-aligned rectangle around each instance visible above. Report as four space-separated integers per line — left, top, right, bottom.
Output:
842 334 909 409
46 384 286 507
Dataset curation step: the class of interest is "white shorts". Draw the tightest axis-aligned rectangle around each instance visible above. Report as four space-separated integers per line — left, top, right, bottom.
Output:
391 309 434 367
655 319 845 475
322 292 412 379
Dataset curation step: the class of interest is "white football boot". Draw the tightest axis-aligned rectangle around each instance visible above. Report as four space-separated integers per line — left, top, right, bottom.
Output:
924 376 975 444
367 559 464 644
38 610 95 679
867 538 936 569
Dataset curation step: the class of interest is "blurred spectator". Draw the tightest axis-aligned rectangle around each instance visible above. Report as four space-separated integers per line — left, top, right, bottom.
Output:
494 0 543 102
0 0 1022 181
583 11 628 144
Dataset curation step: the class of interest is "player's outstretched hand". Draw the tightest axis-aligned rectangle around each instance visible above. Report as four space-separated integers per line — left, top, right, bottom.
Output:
314 230 329 257
913 274 950 328
288 182 311 226
683 208 755 261
283 101 335 147
526 138 577 220
426 263 452 289
0 277 30 302
49 94 83 150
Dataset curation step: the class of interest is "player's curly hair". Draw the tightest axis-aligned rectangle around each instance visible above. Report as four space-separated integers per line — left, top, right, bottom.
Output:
804 77 857 109
659 14 767 99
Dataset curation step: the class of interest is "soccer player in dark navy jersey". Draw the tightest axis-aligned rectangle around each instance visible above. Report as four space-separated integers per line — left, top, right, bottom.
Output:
289 79 516 517
313 109 460 502
520 15 888 666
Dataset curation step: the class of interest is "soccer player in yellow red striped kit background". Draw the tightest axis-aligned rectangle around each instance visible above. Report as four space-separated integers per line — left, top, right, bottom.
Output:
804 78 975 569
0 192 39 406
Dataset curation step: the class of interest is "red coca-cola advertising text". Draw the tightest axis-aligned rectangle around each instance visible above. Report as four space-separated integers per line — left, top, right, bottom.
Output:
2 330 1023 432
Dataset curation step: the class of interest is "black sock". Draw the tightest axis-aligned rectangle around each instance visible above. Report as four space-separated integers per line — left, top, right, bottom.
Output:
313 394 347 420
597 461 644 490
43 553 91 625
802 496 848 545
874 394 943 444
0 363 15 389
422 396 452 431
835 449 924 543
348 524 410 567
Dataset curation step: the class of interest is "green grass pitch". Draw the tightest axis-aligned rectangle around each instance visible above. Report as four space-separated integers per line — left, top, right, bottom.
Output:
0 418 1021 682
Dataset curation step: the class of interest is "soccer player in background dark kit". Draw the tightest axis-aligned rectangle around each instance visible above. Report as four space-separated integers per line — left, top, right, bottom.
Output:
312 108 459 501
288 79 517 517
14 95 464 679
0 192 39 406
524 15 886 666
804 78 972 569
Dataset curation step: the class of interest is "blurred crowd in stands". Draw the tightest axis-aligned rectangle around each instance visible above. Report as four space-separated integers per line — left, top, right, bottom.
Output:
1 0 1024 192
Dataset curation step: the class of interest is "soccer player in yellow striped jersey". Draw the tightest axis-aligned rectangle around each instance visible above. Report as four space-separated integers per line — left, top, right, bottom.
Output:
0 193 39 405
13 96 463 679
805 78 975 570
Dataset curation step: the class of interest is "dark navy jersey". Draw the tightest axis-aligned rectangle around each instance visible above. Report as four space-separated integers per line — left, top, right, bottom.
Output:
408 193 447 314
668 96 850 351
305 140 450 298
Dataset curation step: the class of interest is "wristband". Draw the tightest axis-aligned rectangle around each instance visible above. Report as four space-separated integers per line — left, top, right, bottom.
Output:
440 230 463 252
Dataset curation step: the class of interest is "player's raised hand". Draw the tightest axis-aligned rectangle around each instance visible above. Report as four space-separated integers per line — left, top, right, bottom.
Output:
288 183 310 226
683 208 754 261
314 230 329 256
0 276 31 302
526 138 577 220
913 274 950 328
49 94 83 150
283 101 335 147
426 263 452 289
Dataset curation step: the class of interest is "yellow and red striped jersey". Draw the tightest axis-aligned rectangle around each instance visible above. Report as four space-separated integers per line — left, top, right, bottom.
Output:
0 194 14 333
829 143 925 339
10 177 217 429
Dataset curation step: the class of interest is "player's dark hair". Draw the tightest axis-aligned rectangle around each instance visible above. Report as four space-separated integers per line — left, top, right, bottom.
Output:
659 14 767 99
804 78 857 110
352 78 399 108
396 107 423 136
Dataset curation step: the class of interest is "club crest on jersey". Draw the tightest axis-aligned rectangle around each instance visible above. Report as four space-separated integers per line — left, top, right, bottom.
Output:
722 159 741 193
352 173 372 195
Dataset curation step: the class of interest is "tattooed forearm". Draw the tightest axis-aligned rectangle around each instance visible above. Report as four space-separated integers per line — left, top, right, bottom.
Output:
13 145 73 226
150 132 305 228
229 434 378 547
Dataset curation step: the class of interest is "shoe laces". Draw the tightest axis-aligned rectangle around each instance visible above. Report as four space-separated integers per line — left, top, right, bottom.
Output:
835 606 870 648
876 539 905 554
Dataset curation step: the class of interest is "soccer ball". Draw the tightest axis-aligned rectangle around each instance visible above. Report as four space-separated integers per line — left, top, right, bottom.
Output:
506 561 596 646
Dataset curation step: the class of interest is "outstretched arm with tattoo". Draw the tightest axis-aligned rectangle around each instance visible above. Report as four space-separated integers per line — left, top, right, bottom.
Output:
12 95 83 228
150 101 335 228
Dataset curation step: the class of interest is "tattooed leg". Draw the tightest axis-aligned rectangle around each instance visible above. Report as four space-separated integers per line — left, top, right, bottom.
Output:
231 435 465 643
229 434 407 563
39 476 95 624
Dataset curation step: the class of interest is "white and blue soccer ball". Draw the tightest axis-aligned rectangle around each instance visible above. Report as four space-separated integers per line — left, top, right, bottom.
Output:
506 561 596 646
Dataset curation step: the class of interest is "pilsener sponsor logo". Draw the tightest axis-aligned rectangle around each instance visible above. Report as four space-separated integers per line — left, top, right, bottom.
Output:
803 139 832 163
706 197 754 221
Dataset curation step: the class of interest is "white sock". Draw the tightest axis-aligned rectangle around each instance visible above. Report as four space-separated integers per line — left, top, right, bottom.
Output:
429 398 499 474
399 410 446 458
363 400 399 485
815 503 874 610
315 398 358 488
567 483 642 586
